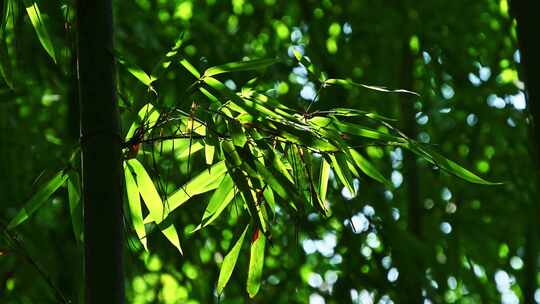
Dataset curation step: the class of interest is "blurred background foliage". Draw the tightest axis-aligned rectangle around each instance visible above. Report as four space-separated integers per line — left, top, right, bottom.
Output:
0 0 534 303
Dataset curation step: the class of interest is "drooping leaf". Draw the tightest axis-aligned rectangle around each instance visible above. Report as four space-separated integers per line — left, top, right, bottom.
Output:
410 144 501 185
67 171 83 243
194 175 236 231
124 161 147 251
8 170 68 229
0 38 13 89
319 158 331 205
229 120 248 147
180 58 201 79
126 159 164 224
203 58 278 77
142 160 228 224
247 228 266 298
23 0 56 63
160 223 183 255
348 148 391 187
329 153 355 196
325 78 419 96
204 141 215 165
216 224 249 295
125 103 160 140
115 51 156 87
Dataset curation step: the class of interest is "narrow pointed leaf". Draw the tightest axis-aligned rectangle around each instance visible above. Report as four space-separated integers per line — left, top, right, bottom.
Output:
329 153 355 196
319 159 331 205
325 78 419 96
247 228 266 298
8 170 68 229
160 223 183 254
124 162 147 251
196 175 235 230
205 142 215 165
67 171 83 243
180 58 201 78
412 144 501 185
116 52 156 86
23 0 56 63
204 58 277 77
348 148 391 187
216 224 249 295
127 159 164 223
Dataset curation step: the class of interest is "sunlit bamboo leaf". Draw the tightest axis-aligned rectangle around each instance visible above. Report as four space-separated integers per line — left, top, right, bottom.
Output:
142 161 228 224
115 52 156 87
329 153 355 196
180 58 201 79
205 142 215 165
325 78 419 96
124 162 147 251
410 144 501 185
125 103 160 140
204 58 277 77
160 223 183 255
126 159 165 224
67 171 83 243
247 228 266 298
151 35 185 78
23 0 56 63
216 224 249 295
349 148 391 187
319 159 331 205
8 170 68 229
194 175 235 231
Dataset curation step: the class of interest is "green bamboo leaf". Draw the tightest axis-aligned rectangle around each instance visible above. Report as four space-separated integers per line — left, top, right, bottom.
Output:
115 51 156 87
325 78 419 96
229 120 247 147
247 228 266 298
151 35 184 78
348 148 391 187
142 161 228 224
23 0 56 63
411 144 501 185
204 58 277 77
125 103 160 140
67 171 83 243
205 142 215 165
126 159 165 224
0 38 13 89
124 162 147 251
193 175 236 231
180 58 201 79
319 159 331 205
160 223 183 255
216 224 249 295
329 153 355 196
8 170 68 229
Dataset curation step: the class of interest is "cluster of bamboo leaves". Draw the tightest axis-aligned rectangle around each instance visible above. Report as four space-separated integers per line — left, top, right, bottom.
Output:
2 3 498 297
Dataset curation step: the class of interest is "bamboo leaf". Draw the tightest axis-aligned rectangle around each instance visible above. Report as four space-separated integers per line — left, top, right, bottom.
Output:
194 175 236 231
411 144 501 185
247 228 266 298
0 38 13 89
180 58 201 79
319 159 331 205
125 103 160 140
329 153 355 196
142 160 228 224
67 171 83 243
216 224 249 295
325 78 419 96
204 58 277 77
348 148 391 187
23 0 56 63
116 52 156 87
8 170 68 229
205 141 215 165
127 159 164 224
124 162 147 251
160 223 183 255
